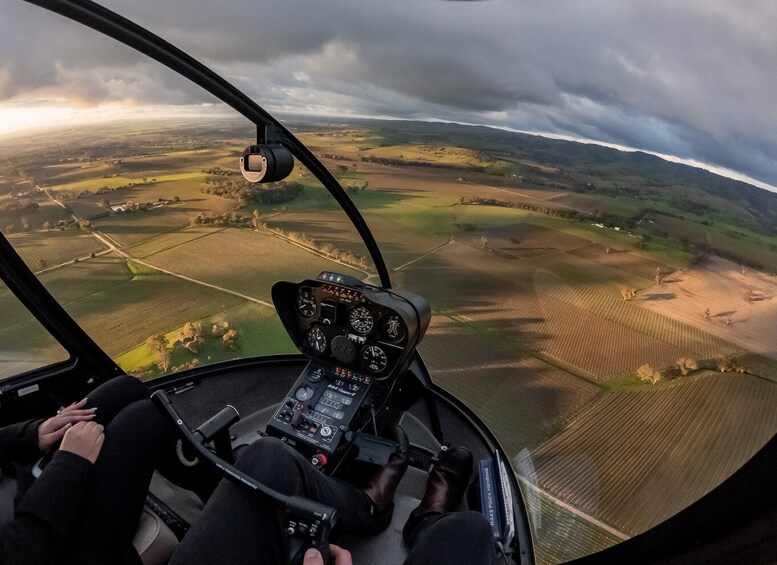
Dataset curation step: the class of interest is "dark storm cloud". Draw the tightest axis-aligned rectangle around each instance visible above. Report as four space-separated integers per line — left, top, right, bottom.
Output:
1 0 776 187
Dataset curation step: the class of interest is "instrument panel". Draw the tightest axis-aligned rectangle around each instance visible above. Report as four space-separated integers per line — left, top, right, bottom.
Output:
272 272 430 382
268 273 431 469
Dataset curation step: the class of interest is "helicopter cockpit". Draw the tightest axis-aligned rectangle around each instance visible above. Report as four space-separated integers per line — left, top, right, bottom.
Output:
3 1 777 564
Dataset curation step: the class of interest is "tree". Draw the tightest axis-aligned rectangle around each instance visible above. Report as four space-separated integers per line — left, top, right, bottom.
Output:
744 289 756 303
88 252 96 259
78 219 92 233
179 322 203 340
145 334 170 371
38 258 48 269
676 357 698 376
655 267 662 285
20 217 30 232
480 236 489 249
42 221 52 231
620 288 636 301
222 329 238 351
637 364 661 385
703 308 710 318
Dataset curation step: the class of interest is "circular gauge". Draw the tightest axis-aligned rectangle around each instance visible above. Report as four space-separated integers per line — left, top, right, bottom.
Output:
305 327 327 355
331 335 357 364
361 345 388 373
349 305 374 335
295 385 314 402
297 289 317 318
381 313 405 341
307 367 326 383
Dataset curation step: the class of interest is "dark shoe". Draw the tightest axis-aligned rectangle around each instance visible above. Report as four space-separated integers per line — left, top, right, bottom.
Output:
361 425 409 532
402 446 473 545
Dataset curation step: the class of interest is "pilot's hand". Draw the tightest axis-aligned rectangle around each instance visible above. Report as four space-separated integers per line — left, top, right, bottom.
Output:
38 398 97 450
304 545 353 565
59 421 104 464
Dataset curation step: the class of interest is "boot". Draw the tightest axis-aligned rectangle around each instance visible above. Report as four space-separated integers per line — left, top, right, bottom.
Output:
361 424 409 532
402 446 473 545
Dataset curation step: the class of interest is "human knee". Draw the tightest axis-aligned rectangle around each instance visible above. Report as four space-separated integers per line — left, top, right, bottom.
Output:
440 511 494 544
235 438 301 492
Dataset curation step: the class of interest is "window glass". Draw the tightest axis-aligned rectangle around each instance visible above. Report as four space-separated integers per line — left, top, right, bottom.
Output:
0 280 69 379
353 121 777 563
1 119 377 381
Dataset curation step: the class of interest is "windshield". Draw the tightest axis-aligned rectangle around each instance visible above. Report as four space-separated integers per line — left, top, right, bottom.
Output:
3 2 777 564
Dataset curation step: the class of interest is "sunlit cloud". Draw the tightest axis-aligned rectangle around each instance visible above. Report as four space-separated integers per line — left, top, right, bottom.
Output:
0 100 228 138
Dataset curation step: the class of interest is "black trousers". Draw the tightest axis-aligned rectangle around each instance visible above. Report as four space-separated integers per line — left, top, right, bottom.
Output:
64 375 173 565
171 438 495 565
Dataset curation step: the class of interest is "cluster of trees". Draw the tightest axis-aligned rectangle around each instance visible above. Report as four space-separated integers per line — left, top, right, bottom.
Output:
179 322 205 354
256 222 369 270
462 196 583 221
636 364 662 385
201 167 238 176
144 320 241 372
201 178 303 207
637 357 699 385
61 178 159 201
717 356 750 374
189 211 253 227
361 154 500 175
345 181 369 193
637 355 753 386
206 321 239 351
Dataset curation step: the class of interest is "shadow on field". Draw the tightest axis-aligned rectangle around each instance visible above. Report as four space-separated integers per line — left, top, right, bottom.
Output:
713 309 738 318
643 293 677 301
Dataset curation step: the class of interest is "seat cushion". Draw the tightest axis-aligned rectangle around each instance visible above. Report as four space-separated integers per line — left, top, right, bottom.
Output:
133 506 178 565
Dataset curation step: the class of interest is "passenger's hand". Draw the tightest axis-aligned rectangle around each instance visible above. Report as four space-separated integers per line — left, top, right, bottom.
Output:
38 398 97 450
304 545 352 565
59 421 104 464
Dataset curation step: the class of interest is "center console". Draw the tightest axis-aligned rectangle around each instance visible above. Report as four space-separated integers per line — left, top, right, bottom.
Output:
266 272 431 469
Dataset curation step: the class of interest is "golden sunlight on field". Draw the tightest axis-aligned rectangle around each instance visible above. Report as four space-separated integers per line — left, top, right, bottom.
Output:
639 256 777 360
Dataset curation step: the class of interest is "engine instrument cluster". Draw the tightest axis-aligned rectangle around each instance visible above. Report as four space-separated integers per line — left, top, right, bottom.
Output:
267 272 431 468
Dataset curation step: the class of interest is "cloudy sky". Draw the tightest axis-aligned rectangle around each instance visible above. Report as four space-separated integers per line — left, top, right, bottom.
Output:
1 0 776 190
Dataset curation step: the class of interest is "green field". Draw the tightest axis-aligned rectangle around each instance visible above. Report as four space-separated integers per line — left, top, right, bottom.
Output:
7 230 103 270
116 302 296 377
141 228 366 302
